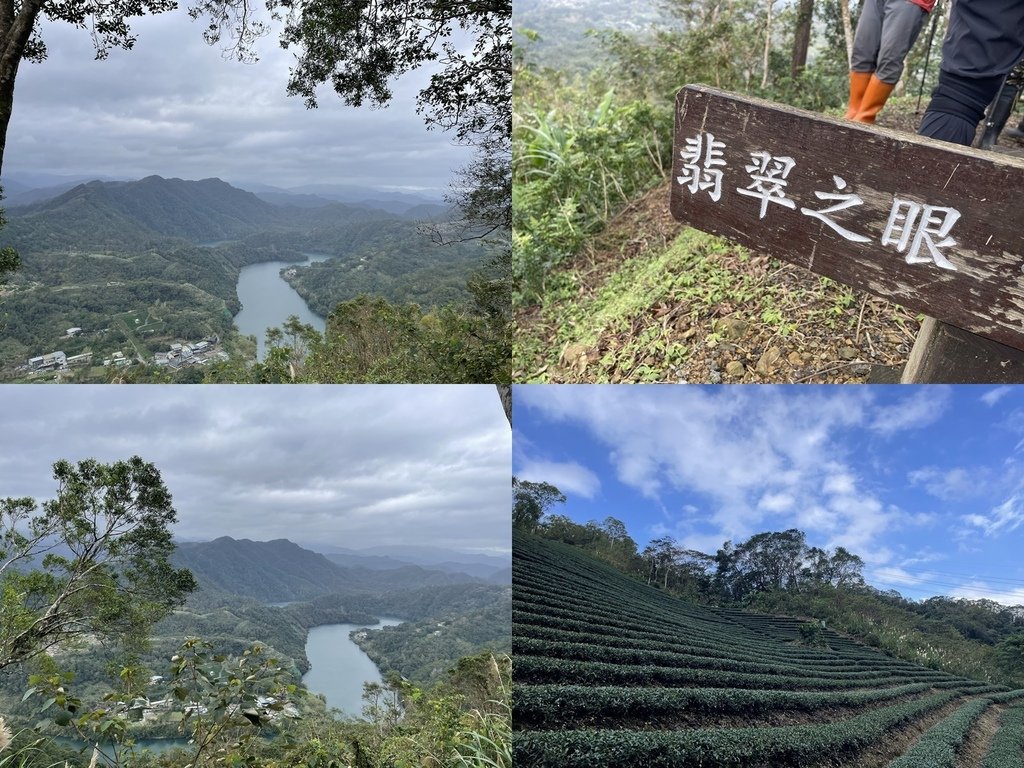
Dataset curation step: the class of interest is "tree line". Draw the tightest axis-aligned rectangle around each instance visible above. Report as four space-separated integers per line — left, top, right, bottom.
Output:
514 477 865 603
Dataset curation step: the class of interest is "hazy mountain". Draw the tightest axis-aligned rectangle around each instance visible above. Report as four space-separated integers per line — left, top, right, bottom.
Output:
1 181 95 208
172 537 488 604
7 176 280 244
254 191 336 208
172 537 354 602
314 544 509 569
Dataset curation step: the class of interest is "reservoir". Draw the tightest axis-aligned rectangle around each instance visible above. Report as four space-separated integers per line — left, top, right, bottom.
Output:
303 617 403 716
234 253 331 360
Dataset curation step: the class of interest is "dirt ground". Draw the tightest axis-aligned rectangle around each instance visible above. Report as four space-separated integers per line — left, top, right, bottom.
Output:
513 100 1024 384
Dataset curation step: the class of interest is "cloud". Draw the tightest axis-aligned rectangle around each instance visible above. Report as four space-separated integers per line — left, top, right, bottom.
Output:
961 494 1024 537
3 12 471 190
869 387 951 436
981 386 1014 407
516 459 601 500
870 566 935 586
823 472 856 495
0 385 510 553
951 581 1024 606
758 492 794 512
908 466 978 501
516 385 915 556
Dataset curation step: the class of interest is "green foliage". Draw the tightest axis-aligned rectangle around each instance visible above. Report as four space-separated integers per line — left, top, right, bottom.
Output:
513 90 669 301
516 692 960 767
513 478 566 532
887 697 992 768
982 704 1024 768
513 533 1008 767
0 457 197 672
798 621 826 647
353 598 511 686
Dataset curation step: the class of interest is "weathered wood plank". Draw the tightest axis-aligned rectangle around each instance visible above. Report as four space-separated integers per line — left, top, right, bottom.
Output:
901 317 1024 382
670 85 1024 352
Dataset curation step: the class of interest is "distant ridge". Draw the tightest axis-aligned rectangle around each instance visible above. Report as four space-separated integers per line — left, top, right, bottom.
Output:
171 536 488 603
9 176 279 243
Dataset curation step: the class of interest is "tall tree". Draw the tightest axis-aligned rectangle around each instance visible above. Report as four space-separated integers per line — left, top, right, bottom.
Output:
512 477 565 532
791 0 815 76
0 457 196 671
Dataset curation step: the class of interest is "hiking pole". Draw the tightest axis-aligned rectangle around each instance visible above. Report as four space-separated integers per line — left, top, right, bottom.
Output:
917 2 940 113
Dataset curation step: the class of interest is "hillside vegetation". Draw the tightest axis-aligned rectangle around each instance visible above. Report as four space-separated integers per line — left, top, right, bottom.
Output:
0 175 501 382
513 533 1024 767
512 0 959 382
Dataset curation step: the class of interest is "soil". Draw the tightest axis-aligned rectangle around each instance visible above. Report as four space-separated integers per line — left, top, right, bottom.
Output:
514 100 1024 384
841 697 969 768
956 703 1004 768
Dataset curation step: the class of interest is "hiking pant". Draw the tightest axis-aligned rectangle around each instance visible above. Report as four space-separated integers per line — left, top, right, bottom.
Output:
852 0 929 83
919 0 1024 144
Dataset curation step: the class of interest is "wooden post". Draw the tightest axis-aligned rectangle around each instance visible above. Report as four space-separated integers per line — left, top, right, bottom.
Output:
901 317 1024 382
669 85 1024 380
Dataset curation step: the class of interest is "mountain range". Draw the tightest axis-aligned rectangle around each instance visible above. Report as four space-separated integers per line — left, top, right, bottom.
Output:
0 174 486 371
171 536 510 603
2 173 446 215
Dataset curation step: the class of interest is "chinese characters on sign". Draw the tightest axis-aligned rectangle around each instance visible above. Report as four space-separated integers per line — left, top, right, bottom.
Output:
675 132 961 271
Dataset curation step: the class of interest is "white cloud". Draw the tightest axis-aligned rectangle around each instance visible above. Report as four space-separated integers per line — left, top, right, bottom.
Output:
823 473 856 495
0 385 510 552
516 459 601 500
908 466 977 500
981 386 1014 407
869 387 951 436
870 566 935 586
758 492 795 512
961 494 1024 537
3 12 470 189
516 385 915 559
951 581 1024 606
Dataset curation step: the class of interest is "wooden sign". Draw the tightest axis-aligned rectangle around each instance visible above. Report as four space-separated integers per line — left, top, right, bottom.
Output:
670 85 1024 351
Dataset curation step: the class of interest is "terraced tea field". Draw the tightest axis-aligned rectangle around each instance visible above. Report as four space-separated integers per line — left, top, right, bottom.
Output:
513 533 1024 767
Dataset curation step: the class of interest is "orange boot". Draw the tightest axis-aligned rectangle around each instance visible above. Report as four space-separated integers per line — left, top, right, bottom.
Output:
845 71 873 119
853 75 896 124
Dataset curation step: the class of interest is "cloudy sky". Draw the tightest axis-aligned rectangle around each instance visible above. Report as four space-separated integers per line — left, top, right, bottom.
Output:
515 385 1024 604
0 385 510 556
1 10 472 192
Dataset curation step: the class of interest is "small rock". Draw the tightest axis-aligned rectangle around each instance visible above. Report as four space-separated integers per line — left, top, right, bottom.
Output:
725 360 745 376
756 347 782 375
718 316 750 341
838 346 859 360
788 351 803 366
560 342 588 366
708 370 722 384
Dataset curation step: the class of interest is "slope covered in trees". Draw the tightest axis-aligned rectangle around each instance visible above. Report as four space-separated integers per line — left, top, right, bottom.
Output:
514 532 1024 767
171 536 491 602
0 175 492 376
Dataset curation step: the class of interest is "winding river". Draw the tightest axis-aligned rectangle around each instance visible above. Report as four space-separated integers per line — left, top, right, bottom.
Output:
302 618 404 716
233 253 331 360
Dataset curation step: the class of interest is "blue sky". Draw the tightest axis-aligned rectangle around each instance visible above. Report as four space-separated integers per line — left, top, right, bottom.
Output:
514 385 1024 605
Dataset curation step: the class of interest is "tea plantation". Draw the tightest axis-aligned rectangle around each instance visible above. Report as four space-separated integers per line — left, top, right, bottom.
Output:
513 533 1024 767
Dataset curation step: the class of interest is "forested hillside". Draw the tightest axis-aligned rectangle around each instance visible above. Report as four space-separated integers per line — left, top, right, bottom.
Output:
0 175 492 379
514 533 1024 767
513 0 948 382
172 536 491 602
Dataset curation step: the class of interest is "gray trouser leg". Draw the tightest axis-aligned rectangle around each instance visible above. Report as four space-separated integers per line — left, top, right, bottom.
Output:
851 0 885 72
851 0 927 82
875 1 927 82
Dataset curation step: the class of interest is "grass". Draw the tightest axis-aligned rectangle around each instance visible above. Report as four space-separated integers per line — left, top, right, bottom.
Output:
513 181 919 383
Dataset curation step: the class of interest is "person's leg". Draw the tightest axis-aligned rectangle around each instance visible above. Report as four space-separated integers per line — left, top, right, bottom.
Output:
874 0 928 84
848 0 886 118
919 0 1024 145
854 0 927 123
